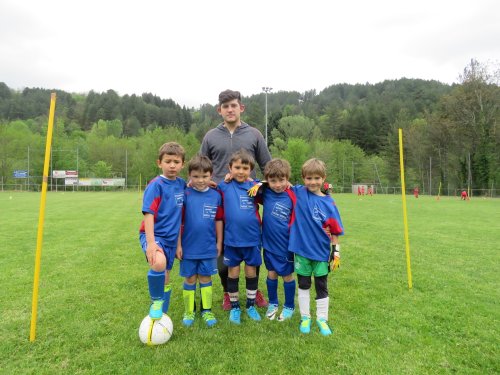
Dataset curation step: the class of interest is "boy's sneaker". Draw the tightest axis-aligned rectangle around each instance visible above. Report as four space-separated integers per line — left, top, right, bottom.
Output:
316 318 332 336
182 312 195 327
299 316 311 334
246 306 262 321
266 304 279 320
149 300 164 320
202 311 217 327
229 308 241 324
222 292 231 311
278 307 294 322
255 290 268 308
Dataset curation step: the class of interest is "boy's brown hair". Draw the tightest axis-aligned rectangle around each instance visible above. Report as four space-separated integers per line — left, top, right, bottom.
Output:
301 158 327 178
158 142 185 162
188 155 213 174
229 149 255 170
264 158 291 180
218 89 242 105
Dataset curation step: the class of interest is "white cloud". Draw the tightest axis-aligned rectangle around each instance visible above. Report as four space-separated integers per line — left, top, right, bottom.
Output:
1 0 498 107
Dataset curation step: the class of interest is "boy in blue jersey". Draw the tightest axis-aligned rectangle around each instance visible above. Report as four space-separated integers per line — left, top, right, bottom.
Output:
218 149 262 324
258 159 297 321
289 158 344 336
139 142 186 320
176 155 223 327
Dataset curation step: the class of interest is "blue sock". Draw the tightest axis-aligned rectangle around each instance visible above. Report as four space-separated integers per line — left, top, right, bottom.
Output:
147 270 165 300
283 279 296 309
266 277 279 305
162 284 172 314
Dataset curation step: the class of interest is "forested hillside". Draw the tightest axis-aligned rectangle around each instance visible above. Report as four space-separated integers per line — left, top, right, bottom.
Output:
1 59 498 195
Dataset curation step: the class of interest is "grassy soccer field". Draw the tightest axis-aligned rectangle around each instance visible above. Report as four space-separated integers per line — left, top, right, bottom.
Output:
0 192 498 374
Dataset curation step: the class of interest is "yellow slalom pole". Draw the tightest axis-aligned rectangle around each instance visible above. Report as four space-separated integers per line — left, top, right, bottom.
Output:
30 93 57 342
398 129 413 290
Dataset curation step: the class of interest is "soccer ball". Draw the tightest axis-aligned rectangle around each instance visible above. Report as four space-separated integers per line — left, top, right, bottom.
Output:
138 314 173 345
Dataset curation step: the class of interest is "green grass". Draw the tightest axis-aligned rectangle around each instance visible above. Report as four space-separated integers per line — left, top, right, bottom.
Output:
0 192 499 374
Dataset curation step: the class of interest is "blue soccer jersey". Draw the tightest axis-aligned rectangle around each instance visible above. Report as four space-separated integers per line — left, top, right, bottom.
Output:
139 175 186 247
181 187 223 259
261 188 295 258
217 180 261 247
289 185 344 262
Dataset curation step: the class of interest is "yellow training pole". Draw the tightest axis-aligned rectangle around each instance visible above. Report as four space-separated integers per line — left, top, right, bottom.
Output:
398 129 413 290
30 93 56 342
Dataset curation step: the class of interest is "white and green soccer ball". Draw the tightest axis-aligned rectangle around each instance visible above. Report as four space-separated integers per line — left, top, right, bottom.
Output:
138 314 173 346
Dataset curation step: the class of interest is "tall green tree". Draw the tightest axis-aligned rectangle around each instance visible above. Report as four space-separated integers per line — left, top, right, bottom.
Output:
437 59 499 190
271 115 319 143
281 138 312 184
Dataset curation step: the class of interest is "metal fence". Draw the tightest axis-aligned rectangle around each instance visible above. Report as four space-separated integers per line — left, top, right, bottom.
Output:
1 180 497 197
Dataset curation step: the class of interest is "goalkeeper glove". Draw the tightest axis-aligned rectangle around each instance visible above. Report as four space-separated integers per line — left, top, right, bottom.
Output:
329 244 340 271
247 181 267 197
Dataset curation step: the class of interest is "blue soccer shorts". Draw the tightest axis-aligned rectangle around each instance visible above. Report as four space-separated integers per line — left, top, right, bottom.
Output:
139 233 176 271
263 249 294 276
223 245 262 267
179 258 218 278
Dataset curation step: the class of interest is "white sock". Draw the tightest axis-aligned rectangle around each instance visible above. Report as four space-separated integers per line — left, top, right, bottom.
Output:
246 289 257 300
298 288 310 318
228 292 239 302
316 297 330 321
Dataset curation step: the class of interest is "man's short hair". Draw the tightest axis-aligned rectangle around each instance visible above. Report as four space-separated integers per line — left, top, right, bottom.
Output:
158 142 185 162
218 89 242 105
301 158 326 178
229 149 255 170
264 158 291 180
188 155 213 174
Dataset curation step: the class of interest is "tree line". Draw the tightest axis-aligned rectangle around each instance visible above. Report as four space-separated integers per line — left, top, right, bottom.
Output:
0 59 498 194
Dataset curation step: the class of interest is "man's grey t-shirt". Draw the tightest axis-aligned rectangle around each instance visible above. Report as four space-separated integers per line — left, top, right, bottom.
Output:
200 122 271 183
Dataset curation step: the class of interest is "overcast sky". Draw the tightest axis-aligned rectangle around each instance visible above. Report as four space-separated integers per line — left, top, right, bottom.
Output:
1 0 499 108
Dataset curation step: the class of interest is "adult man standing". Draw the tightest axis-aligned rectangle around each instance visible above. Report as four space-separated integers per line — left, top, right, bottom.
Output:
200 89 271 310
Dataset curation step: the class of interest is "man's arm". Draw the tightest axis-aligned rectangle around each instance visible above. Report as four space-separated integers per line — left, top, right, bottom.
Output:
200 135 210 158
254 129 272 173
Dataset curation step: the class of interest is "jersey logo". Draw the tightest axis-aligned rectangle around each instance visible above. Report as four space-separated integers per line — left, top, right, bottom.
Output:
271 202 291 221
175 193 184 207
203 204 217 219
239 195 254 210
312 204 326 223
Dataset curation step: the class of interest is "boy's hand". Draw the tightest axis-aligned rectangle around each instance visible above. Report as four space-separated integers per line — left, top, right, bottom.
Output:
329 244 340 271
247 181 267 197
176 246 183 260
216 242 222 257
223 173 233 183
146 242 162 266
